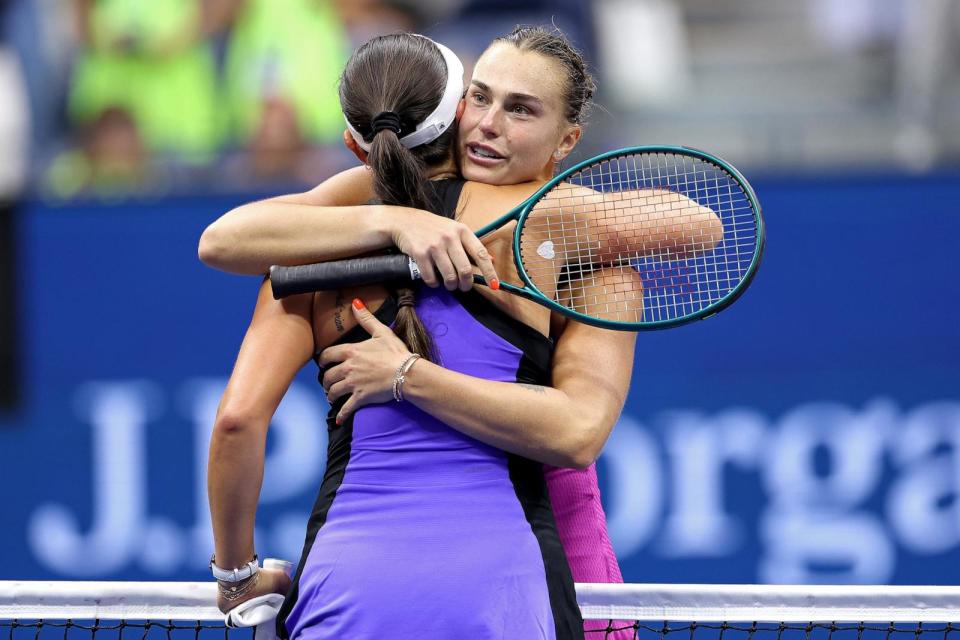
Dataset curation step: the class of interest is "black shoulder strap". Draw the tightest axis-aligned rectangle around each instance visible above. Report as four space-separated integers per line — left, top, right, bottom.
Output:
425 178 467 219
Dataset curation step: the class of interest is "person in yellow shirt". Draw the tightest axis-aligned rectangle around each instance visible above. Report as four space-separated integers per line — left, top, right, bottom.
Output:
69 0 227 163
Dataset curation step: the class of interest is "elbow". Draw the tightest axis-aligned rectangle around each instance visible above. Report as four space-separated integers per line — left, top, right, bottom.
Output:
197 225 223 268
212 408 263 440
673 207 724 256
198 223 227 269
199 206 248 271
565 450 597 471
701 206 724 251
556 422 606 470
572 438 604 469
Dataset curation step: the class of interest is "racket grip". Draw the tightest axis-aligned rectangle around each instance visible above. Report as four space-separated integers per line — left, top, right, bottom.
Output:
269 255 419 299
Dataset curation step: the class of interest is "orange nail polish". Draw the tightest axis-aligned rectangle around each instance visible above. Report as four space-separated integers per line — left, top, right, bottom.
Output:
490 278 500 291
352 298 365 310
336 415 342 426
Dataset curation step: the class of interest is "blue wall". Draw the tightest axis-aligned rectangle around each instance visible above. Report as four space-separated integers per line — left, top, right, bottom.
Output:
1 174 958 584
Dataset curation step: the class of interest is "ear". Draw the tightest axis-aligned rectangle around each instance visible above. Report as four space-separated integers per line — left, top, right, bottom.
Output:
343 129 368 164
553 124 582 163
455 98 466 121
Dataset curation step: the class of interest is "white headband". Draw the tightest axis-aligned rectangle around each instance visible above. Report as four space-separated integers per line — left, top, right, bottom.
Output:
345 36 464 152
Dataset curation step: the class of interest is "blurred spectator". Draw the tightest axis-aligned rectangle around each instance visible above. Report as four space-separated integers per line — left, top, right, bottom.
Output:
1 1 26 411
48 0 238 199
810 0 902 51
69 0 236 159
458 0 596 56
4 0 74 162
332 0 417 45
892 0 957 170
594 0 690 109
427 0 597 72
220 93 355 190
223 0 348 148
47 107 155 200
811 0 959 169
220 0 357 188
0 4 30 199
246 97 308 182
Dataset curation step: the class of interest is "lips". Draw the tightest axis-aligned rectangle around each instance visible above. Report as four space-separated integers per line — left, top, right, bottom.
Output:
465 142 506 167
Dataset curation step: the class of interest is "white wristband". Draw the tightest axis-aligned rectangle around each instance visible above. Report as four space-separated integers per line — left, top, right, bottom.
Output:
211 555 260 583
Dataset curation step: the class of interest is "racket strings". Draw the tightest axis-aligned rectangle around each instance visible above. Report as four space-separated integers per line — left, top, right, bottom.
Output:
517 152 759 323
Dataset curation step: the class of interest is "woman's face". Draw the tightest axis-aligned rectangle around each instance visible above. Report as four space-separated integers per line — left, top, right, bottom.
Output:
457 43 581 185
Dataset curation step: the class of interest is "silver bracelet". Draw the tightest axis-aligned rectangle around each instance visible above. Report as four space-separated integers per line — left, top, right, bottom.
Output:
217 571 261 602
392 354 421 402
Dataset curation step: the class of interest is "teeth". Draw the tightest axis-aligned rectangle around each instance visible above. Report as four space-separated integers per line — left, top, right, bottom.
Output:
472 146 499 159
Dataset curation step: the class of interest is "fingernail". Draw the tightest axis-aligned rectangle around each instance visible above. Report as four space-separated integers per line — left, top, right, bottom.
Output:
490 278 500 291
352 298 365 310
335 415 342 426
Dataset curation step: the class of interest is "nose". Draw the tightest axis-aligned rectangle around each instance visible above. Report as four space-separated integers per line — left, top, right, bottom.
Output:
478 105 502 138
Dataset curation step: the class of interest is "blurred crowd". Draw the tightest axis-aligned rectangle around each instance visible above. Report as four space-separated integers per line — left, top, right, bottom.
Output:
0 0 954 203
0 0 595 201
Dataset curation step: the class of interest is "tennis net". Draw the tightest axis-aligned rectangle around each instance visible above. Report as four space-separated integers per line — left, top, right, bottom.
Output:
0 582 245 640
2 582 959 640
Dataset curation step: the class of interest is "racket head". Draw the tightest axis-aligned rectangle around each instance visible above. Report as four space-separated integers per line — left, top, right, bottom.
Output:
509 145 764 330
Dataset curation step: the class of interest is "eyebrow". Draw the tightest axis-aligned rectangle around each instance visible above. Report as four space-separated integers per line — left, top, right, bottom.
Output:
471 80 544 107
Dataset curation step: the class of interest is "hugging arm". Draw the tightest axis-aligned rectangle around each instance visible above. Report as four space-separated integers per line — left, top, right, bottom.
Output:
544 185 724 262
198 167 497 289
399 315 635 468
199 167 394 275
321 270 638 469
207 281 314 610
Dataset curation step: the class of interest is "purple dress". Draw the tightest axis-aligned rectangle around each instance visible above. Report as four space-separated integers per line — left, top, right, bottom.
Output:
277 286 583 640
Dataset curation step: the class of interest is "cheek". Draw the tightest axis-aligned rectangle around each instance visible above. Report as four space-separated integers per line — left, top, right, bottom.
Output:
512 130 553 166
458 105 483 136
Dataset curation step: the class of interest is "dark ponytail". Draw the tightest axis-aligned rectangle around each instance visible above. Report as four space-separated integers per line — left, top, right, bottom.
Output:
367 124 431 213
340 34 458 362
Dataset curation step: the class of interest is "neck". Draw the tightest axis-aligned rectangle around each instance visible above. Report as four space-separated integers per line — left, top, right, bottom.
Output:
536 160 557 182
425 156 459 181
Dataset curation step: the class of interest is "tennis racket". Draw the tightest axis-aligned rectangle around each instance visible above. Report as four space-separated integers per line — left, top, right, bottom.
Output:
270 146 764 330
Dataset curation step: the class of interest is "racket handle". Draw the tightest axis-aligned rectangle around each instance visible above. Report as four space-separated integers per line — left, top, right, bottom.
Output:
269 255 420 299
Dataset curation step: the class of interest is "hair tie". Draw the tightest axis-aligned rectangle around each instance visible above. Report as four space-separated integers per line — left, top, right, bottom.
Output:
343 37 464 151
397 290 416 308
371 111 402 136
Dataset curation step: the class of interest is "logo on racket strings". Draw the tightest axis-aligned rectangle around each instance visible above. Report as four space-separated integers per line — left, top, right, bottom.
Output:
537 240 556 260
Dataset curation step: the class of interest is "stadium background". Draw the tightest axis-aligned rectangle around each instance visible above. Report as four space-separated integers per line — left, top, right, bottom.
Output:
0 0 958 585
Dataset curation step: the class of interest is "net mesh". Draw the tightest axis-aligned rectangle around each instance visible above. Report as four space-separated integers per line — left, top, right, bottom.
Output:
1 620 247 640
3 583 958 640
517 151 760 326
0 582 250 640
585 621 959 640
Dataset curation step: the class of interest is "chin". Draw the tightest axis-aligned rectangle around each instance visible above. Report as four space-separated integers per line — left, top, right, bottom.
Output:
461 162 501 184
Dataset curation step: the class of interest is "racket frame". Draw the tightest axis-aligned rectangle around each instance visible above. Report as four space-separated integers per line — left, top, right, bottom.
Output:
471 144 765 331
269 145 765 331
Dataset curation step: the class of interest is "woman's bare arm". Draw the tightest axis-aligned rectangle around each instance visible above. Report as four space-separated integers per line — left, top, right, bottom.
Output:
320 270 639 469
542 184 724 262
199 167 391 274
399 272 637 469
207 281 314 608
398 317 635 468
198 167 498 289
